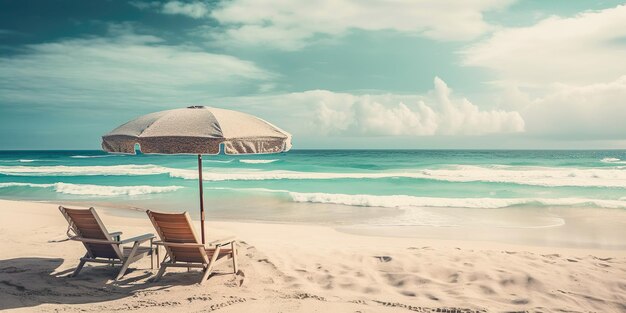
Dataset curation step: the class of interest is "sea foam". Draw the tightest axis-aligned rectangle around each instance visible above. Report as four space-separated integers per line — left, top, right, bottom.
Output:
53 183 183 196
0 164 175 176
601 157 626 164
70 155 121 158
207 187 626 210
287 191 626 209
178 165 626 188
0 182 183 196
239 159 279 164
2 164 626 188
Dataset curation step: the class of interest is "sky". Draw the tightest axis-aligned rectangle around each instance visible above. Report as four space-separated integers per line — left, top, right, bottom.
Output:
0 0 625 150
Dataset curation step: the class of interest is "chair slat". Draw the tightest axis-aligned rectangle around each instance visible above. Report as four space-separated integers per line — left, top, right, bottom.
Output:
79 229 109 239
72 218 100 227
64 209 95 216
155 221 195 229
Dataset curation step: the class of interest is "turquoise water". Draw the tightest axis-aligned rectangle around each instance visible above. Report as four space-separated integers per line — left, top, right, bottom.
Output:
1 150 625 227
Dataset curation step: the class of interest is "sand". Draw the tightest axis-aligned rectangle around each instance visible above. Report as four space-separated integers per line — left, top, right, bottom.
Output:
0 199 625 312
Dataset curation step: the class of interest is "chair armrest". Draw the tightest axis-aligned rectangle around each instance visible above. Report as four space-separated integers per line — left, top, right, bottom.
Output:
152 241 205 248
119 233 155 244
69 236 117 245
110 231 122 241
207 236 236 247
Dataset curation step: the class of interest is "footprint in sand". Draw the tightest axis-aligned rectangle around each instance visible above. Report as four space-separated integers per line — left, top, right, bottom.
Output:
374 256 393 262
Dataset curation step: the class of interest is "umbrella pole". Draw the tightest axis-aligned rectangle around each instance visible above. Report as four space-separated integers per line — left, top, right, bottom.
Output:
198 154 205 244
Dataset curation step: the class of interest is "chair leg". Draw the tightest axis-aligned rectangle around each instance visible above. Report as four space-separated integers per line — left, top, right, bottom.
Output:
199 247 221 285
153 264 167 282
199 265 212 285
231 242 238 274
116 259 131 281
72 258 87 277
116 242 139 281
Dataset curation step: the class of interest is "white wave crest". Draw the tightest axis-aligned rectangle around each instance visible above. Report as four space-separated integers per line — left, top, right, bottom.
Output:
0 164 176 176
0 182 54 188
204 160 233 163
205 187 626 210
601 157 626 164
239 159 279 164
70 155 121 158
53 183 183 196
207 187 289 193
415 165 626 188
0 181 183 196
602 157 620 162
19 159 37 163
2 164 626 188
288 192 626 209
183 166 626 188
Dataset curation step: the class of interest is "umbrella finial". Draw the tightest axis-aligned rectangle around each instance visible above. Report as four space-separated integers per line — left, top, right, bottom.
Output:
187 105 206 109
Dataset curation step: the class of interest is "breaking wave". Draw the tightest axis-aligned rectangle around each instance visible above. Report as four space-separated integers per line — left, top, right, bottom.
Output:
71 155 113 158
207 187 626 210
239 159 279 164
287 192 626 209
0 164 175 176
70 155 125 158
0 182 182 196
601 157 626 164
179 165 626 188
2 164 626 188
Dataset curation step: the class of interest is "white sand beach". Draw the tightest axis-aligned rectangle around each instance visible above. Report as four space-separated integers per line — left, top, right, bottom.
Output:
1 199 625 312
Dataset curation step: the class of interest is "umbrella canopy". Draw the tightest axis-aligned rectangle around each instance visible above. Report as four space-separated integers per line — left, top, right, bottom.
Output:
102 106 292 243
102 106 291 155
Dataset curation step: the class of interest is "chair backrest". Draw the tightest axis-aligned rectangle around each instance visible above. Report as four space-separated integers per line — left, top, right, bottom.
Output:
146 210 206 263
59 206 123 260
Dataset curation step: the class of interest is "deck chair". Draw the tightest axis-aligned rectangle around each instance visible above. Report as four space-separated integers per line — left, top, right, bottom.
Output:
146 210 238 285
59 206 155 280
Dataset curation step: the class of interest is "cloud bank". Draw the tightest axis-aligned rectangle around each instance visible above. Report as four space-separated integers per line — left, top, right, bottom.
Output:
462 5 626 86
460 5 626 141
524 76 626 139
0 25 271 108
147 0 513 50
222 77 525 137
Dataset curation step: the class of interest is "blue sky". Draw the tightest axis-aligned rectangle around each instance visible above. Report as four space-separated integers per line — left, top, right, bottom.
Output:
1 0 625 149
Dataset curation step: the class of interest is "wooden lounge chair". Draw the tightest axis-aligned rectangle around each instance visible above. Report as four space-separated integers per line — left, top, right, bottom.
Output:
59 206 155 280
146 210 238 285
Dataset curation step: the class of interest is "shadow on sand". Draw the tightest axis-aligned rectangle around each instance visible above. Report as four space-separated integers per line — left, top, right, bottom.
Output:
0 257 227 310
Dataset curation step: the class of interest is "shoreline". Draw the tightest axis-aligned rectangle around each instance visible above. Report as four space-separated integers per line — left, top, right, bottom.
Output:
27 197 626 251
3 197 626 258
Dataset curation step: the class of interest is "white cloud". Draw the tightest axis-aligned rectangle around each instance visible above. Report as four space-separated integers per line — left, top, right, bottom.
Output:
129 1 161 10
210 0 514 50
459 5 626 141
462 5 626 87
218 77 525 137
161 1 209 19
523 76 626 139
0 25 271 108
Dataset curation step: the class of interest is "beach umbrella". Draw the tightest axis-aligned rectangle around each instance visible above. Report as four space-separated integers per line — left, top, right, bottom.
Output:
101 105 292 243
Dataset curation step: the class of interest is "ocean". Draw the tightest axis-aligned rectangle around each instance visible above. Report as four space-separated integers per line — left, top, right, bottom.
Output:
1 149 625 231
